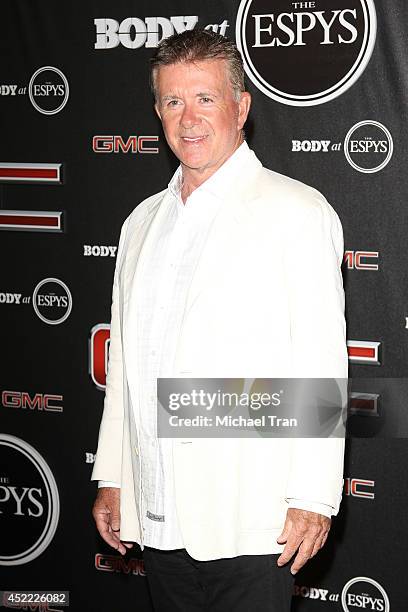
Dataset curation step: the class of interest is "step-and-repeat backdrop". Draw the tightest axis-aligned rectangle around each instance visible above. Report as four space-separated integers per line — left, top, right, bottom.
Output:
1 1 407 610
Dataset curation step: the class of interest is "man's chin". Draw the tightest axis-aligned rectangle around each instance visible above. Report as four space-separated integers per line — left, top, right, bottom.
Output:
170 142 211 169
179 156 211 173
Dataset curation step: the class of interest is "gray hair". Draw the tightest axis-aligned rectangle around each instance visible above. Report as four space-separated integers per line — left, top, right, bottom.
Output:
150 29 245 102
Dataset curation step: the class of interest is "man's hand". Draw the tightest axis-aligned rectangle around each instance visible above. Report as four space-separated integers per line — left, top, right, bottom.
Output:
92 487 134 555
276 508 331 574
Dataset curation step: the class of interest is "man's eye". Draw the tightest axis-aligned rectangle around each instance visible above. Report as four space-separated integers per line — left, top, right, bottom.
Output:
167 100 179 107
200 97 213 103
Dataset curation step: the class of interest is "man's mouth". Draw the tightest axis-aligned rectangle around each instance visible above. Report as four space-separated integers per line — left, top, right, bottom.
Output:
180 135 207 143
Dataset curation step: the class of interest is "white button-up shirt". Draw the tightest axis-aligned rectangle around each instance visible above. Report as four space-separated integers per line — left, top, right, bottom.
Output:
99 142 334 551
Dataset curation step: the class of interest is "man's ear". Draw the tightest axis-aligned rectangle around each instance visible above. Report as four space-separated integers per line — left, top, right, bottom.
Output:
237 91 251 131
154 103 162 120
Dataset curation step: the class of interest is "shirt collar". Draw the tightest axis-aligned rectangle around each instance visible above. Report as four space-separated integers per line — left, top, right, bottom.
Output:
167 140 254 203
168 166 184 200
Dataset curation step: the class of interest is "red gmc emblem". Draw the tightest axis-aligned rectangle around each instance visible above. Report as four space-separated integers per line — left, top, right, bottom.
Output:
344 478 375 499
89 324 110 390
344 250 379 270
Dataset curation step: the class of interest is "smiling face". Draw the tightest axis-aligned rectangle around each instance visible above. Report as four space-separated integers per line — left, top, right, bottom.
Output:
154 59 251 189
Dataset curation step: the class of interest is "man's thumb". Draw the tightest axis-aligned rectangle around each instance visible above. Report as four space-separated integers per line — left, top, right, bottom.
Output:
111 512 120 532
277 522 289 544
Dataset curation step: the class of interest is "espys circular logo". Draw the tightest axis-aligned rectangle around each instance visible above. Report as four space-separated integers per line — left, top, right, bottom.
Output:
236 0 377 106
344 120 393 173
28 66 69 115
32 278 72 325
0 434 60 566
341 577 389 612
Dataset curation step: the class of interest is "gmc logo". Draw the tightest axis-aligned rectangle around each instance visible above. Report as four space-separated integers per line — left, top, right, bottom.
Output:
92 135 159 154
2 391 63 412
95 553 146 575
344 250 379 270
89 324 110 390
1 601 63 612
344 478 375 500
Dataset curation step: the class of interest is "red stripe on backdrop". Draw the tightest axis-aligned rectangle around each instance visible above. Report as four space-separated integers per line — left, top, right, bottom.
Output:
348 346 376 359
0 215 59 227
0 168 58 179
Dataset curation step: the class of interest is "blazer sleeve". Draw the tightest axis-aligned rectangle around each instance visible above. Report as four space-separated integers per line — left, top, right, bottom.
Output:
283 194 348 515
91 217 130 484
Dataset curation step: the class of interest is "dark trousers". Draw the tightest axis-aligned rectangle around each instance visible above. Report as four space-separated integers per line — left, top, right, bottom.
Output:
143 546 294 612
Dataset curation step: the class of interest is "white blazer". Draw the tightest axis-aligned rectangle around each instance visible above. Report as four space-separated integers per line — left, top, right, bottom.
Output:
91 149 348 561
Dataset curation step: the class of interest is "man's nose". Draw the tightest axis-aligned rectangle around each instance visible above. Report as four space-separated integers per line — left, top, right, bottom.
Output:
180 104 200 129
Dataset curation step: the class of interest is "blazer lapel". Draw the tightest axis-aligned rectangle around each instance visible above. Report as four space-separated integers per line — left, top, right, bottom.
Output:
122 192 167 387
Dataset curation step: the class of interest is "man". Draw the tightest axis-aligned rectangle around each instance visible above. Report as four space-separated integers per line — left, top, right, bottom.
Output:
92 29 348 611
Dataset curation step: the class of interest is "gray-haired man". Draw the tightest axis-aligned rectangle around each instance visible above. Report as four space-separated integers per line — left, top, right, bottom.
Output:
92 28 347 611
